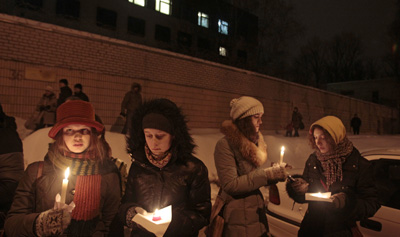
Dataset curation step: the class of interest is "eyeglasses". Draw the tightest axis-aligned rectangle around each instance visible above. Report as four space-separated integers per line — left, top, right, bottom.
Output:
63 128 91 136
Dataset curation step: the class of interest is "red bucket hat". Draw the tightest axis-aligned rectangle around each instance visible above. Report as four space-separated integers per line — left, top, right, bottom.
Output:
48 100 104 139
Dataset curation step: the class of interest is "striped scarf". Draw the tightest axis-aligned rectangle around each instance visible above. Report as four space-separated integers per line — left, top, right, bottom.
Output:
144 144 172 169
316 137 353 188
48 150 102 221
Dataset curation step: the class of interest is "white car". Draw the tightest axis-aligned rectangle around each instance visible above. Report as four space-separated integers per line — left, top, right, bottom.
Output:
266 149 400 237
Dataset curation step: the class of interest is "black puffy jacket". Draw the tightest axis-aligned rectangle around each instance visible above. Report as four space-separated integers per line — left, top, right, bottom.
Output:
290 148 380 236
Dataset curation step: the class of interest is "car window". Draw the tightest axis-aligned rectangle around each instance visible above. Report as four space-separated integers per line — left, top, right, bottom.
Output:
371 159 400 210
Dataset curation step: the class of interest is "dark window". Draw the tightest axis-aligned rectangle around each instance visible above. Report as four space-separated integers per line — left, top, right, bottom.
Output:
198 37 211 50
16 0 43 10
127 17 145 37
371 159 400 210
155 25 171 43
340 90 354 96
372 91 379 103
177 31 192 47
96 7 117 30
56 0 80 19
237 50 247 60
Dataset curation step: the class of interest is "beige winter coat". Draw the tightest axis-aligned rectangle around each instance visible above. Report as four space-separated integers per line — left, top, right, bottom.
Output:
214 120 271 237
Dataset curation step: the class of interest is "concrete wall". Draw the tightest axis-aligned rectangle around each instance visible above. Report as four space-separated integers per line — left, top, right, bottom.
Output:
0 14 398 134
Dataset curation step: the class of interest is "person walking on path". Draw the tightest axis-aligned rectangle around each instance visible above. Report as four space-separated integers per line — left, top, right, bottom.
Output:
35 86 57 130
73 83 89 102
57 79 72 107
120 82 142 134
350 114 362 135
214 96 289 236
286 116 380 236
292 107 303 137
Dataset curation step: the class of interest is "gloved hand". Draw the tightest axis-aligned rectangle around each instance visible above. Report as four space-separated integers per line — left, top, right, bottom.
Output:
264 165 288 184
126 206 148 228
120 112 126 117
35 207 71 236
331 192 346 209
290 177 309 194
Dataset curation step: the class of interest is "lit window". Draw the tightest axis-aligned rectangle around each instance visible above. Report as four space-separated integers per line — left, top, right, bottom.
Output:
128 0 145 7
218 19 228 35
155 0 171 15
198 12 209 28
219 47 227 57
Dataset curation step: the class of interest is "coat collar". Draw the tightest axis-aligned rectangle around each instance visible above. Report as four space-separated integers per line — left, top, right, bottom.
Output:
220 120 267 167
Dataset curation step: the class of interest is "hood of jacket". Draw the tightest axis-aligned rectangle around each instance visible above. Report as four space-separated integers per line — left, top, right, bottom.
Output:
128 98 195 164
220 120 267 167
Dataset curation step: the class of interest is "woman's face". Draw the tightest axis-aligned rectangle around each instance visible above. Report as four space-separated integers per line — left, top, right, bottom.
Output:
63 124 91 153
251 113 263 133
144 128 172 155
313 127 332 154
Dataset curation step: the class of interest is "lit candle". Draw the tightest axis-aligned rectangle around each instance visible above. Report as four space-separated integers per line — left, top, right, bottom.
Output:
60 167 70 204
152 209 161 221
279 146 285 164
310 192 330 199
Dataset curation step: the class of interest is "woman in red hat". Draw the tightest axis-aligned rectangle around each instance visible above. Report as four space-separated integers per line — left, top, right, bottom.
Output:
5 100 121 236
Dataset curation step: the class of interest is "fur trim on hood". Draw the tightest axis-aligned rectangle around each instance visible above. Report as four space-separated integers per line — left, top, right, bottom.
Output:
220 120 267 167
128 98 195 163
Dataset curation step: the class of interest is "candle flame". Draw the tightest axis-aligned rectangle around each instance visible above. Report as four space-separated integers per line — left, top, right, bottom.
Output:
281 146 285 155
65 167 70 179
154 209 159 216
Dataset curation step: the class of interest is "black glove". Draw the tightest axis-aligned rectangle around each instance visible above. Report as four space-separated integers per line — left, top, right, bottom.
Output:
35 208 71 236
126 206 147 228
120 112 126 117
331 192 346 209
290 177 309 194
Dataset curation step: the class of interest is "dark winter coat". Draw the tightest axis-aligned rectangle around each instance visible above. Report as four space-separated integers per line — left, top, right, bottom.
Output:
119 98 211 237
291 111 303 129
0 112 24 229
214 120 270 237
350 117 362 129
120 91 142 114
4 155 121 236
57 86 73 107
74 92 89 102
289 148 380 236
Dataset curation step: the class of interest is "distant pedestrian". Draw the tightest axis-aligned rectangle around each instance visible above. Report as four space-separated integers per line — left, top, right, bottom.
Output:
292 107 303 137
73 83 89 102
0 103 24 234
350 114 362 135
120 82 142 134
35 86 57 130
57 79 72 107
285 122 293 137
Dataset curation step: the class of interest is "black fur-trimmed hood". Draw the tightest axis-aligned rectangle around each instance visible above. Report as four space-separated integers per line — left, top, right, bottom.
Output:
127 98 195 163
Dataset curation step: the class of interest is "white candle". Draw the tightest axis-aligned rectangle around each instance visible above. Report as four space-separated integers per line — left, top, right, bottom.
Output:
60 167 70 204
279 146 285 164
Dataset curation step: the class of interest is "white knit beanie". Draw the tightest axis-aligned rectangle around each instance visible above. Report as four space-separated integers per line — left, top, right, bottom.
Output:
230 96 264 121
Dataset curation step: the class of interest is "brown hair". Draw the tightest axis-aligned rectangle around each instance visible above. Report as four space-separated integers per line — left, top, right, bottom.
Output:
308 124 336 150
50 127 111 161
234 116 259 143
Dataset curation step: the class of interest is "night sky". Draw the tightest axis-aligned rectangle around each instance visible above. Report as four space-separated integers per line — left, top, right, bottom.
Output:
288 0 397 60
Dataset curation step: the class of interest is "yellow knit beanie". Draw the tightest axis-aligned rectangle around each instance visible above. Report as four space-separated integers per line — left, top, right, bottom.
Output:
310 116 346 144
230 96 264 121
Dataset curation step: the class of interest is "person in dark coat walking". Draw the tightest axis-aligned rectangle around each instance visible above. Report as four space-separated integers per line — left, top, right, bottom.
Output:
0 104 24 234
350 113 362 135
286 116 380 236
57 79 73 107
73 83 89 102
119 98 211 237
5 100 121 236
35 86 57 130
291 107 303 137
120 83 142 134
